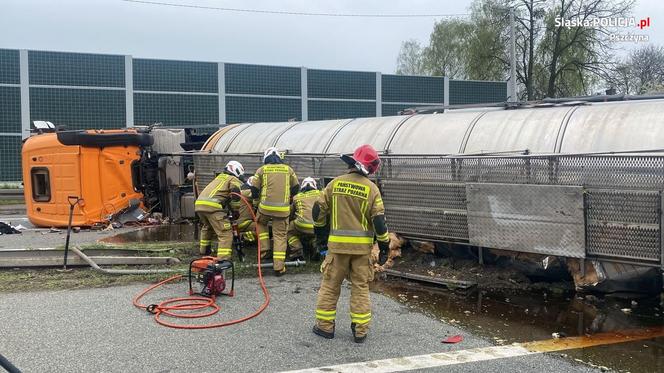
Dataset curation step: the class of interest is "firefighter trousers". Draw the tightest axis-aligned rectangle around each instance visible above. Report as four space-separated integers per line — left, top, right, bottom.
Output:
256 213 288 271
197 211 233 260
287 221 313 259
315 253 374 337
236 219 256 242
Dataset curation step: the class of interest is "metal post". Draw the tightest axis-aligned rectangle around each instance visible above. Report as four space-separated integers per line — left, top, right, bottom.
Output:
375 72 382 117
301 67 308 121
478 246 484 265
125 55 134 127
63 196 80 270
509 7 517 102
218 62 226 124
19 50 30 139
443 76 450 109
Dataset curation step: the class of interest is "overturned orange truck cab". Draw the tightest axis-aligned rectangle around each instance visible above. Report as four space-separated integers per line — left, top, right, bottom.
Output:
22 129 153 228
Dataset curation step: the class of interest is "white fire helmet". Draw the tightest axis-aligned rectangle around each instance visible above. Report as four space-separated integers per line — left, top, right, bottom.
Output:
225 160 244 178
263 147 281 162
301 177 317 190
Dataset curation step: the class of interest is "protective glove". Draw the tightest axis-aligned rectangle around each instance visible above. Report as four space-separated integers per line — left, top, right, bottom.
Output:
377 240 389 266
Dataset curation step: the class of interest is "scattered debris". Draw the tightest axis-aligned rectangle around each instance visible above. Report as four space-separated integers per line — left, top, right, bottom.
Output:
372 233 405 271
410 240 435 254
442 335 463 344
49 227 61 233
621 308 632 314
382 268 476 290
551 332 567 339
0 222 21 234
72 226 81 233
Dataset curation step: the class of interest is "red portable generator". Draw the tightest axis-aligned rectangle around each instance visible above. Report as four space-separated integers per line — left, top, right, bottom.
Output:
188 256 235 297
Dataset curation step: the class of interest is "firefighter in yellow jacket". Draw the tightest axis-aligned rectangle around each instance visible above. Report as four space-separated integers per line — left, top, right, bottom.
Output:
230 178 258 243
312 145 390 343
195 161 244 260
287 177 321 260
249 147 299 275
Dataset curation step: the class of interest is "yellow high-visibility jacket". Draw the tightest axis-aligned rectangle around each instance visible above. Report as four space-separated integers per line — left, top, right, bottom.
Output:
251 163 298 218
314 171 388 255
195 173 242 213
292 189 321 235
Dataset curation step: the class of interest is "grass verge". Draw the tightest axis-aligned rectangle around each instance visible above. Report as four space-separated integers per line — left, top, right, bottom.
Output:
0 241 320 293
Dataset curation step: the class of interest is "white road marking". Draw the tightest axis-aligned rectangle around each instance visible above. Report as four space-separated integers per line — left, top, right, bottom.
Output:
282 344 537 373
283 326 664 373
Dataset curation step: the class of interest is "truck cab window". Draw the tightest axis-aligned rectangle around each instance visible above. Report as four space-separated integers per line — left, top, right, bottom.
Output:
31 168 51 202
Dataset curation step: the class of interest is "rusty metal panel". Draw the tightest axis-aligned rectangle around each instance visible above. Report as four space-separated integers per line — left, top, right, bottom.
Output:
466 183 585 257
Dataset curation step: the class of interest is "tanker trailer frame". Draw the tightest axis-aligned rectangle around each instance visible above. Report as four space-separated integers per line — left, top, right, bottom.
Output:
193 151 664 291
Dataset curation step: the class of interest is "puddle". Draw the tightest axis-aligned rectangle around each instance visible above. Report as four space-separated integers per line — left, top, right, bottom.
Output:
373 280 664 373
100 224 197 244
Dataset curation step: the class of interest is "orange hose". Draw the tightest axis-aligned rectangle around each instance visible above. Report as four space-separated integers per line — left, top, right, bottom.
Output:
132 192 270 329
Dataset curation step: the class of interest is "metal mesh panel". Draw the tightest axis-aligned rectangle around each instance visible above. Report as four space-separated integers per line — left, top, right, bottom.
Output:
133 59 217 93
587 190 659 225
0 87 21 132
29 51 124 87
134 93 218 126
381 180 466 210
382 75 444 103
308 69 375 100
449 80 506 105
587 224 659 262
225 64 300 96
225 96 300 123
308 101 375 121
30 88 126 130
0 49 20 84
586 189 660 262
386 207 468 240
0 136 22 181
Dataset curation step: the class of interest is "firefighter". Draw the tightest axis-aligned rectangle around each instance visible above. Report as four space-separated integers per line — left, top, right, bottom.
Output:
231 177 258 243
195 161 244 260
249 147 299 275
287 177 322 260
312 144 390 343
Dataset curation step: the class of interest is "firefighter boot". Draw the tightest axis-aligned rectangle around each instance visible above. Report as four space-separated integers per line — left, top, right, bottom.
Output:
312 325 334 339
351 323 366 343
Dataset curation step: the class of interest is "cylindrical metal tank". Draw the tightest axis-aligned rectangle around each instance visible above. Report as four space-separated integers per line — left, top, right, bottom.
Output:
206 99 664 155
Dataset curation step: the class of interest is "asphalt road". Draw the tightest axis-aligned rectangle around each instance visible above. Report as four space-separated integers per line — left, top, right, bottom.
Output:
0 273 602 373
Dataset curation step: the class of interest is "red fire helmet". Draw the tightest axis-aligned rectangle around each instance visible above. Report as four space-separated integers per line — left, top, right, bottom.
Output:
341 144 381 175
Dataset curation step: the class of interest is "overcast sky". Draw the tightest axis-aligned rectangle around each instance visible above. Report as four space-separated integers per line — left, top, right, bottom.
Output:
1 0 663 73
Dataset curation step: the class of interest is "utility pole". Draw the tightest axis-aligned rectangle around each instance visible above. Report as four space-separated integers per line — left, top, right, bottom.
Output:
509 7 518 102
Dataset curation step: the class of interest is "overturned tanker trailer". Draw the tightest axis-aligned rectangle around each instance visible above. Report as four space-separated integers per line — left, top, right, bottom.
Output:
193 98 664 294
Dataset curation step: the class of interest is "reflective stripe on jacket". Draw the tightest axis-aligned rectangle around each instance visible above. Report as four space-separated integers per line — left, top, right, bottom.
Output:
314 171 387 255
252 164 298 218
195 173 242 213
292 189 321 234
